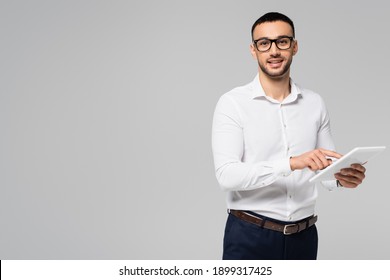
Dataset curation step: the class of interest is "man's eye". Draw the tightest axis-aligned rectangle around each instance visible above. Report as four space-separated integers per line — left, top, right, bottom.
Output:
277 39 289 45
259 40 270 46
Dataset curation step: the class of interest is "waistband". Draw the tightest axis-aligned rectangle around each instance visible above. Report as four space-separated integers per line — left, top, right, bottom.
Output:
229 209 318 235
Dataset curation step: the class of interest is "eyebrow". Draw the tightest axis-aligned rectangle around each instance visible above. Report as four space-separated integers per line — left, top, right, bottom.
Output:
254 35 293 41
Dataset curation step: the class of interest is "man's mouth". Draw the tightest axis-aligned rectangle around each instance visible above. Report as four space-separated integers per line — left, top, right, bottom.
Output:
267 59 284 68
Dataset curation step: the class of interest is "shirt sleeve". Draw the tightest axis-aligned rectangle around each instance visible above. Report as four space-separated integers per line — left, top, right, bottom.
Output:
314 96 338 191
211 95 292 191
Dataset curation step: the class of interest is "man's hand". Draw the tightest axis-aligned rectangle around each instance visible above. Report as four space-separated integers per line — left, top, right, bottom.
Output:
290 148 342 171
334 164 366 188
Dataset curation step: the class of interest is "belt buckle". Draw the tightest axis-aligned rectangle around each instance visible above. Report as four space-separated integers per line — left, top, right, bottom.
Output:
283 223 297 235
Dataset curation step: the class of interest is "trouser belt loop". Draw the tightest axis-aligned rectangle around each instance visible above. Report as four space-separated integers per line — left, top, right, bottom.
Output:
260 217 266 227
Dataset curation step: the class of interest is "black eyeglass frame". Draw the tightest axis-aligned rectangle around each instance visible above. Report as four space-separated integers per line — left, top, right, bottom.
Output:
253 36 295 52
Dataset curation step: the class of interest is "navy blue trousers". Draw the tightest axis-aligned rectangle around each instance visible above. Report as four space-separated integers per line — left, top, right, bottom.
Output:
223 212 318 260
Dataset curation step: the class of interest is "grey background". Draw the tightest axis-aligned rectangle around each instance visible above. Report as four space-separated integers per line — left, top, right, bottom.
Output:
1 0 389 259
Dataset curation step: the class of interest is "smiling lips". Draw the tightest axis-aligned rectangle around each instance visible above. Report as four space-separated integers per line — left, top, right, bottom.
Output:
268 58 284 68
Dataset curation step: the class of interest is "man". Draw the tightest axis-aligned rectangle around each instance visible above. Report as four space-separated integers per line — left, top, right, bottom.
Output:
211 12 366 260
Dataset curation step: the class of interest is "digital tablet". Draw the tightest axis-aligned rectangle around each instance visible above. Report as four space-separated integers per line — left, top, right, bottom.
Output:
309 146 386 183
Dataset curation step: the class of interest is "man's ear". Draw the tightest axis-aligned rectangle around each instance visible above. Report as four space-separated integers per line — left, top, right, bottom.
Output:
293 40 298 55
250 44 257 60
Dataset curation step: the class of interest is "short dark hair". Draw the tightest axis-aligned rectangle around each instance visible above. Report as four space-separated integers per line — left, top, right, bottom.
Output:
251 12 295 40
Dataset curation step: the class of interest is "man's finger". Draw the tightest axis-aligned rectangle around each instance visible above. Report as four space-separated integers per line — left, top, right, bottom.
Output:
337 179 358 188
351 163 366 173
340 168 366 181
308 158 321 170
320 149 343 159
335 172 363 185
312 152 326 169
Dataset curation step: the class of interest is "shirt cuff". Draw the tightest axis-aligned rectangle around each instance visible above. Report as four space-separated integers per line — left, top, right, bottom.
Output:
320 179 338 191
274 158 292 177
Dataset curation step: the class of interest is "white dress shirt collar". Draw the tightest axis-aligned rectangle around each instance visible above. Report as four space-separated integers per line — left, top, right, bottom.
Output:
251 74 302 104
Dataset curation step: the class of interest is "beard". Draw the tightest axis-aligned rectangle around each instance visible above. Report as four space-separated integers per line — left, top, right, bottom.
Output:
258 56 293 78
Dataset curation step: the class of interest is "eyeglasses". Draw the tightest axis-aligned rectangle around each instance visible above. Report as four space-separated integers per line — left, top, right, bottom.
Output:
253 36 294 52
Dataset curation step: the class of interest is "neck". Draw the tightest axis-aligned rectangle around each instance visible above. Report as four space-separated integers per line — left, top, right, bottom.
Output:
258 71 291 102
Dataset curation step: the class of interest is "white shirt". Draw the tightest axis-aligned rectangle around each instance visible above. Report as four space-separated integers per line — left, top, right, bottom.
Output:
212 75 338 222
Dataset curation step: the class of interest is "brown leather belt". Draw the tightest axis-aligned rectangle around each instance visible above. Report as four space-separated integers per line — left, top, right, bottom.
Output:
229 210 318 235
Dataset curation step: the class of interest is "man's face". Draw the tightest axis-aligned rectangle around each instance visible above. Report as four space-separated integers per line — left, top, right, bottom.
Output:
250 21 298 79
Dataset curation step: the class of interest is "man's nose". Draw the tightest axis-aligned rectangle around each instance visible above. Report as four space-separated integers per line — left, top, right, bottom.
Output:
269 41 280 55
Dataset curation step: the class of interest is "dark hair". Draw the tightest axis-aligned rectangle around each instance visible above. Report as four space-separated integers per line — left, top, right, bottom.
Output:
251 12 295 40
